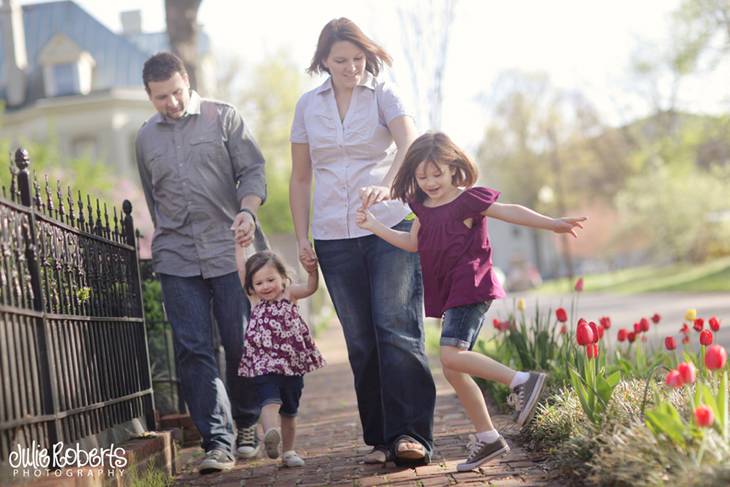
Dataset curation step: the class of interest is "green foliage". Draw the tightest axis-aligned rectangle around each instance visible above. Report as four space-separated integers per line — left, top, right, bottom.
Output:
237 52 304 235
569 360 621 425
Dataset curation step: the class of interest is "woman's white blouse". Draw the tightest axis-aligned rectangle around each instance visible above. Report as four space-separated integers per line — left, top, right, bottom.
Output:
290 72 412 240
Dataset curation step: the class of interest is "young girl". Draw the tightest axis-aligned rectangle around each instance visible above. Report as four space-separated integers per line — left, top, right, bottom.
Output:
355 132 586 471
237 250 325 468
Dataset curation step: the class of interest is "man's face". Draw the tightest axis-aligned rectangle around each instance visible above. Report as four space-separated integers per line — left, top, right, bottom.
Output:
147 71 191 120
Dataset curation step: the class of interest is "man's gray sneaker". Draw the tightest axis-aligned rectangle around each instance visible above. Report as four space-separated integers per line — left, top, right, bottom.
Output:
236 424 260 459
198 449 235 475
456 436 510 471
508 371 547 427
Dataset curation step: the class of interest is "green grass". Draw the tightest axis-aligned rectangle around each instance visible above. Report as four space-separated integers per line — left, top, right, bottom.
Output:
535 256 730 294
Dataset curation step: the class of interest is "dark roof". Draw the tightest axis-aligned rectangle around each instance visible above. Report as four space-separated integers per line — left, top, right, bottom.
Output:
0 1 209 110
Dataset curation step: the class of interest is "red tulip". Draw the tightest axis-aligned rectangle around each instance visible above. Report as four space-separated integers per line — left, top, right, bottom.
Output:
700 329 713 346
709 316 720 332
586 343 599 359
680 323 689 335
576 321 594 346
682 335 690 345
627 331 637 343
665 370 683 388
617 328 628 342
493 318 501 330
574 277 584 292
664 336 676 351
640 318 650 333
694 405 714 428
677 362 696 384
599 316 611 329
589 322 600 343
555 308 568 323
694 318 704 332
705 345 728 371
633 322 641 333
651 313 661 324
499 321 510 332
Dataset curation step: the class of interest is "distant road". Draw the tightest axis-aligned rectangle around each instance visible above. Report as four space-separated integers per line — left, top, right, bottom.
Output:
482 292 730 349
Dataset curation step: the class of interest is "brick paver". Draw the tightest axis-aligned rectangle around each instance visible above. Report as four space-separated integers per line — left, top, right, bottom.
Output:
173 324 554 486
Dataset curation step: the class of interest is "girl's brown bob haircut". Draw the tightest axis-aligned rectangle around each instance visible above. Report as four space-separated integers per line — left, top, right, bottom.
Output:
391 132 479 203
244 251 292 296
307 18 392 77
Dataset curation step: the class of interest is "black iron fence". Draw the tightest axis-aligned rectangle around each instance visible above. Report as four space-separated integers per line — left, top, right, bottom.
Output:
0 148 154 470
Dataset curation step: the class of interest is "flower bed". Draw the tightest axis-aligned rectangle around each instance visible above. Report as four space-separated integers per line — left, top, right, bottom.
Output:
479 280 729 485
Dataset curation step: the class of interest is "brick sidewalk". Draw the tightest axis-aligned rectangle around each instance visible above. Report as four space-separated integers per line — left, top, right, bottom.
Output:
173 324 554 486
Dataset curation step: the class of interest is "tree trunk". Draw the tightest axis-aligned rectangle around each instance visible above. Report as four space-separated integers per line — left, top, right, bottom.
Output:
165 0 202 90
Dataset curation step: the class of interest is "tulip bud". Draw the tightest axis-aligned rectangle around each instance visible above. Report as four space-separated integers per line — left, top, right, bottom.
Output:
709 316 720 332
677 362 696 384
516 298 526 311
555 307 568 323
574 277 584 292
694 318 704 332
633 322 641 333
560 324 567 335
685 309 697 321
493 318 501 330
682 335 690 345
680 323 689 335
705 345 728 371
700 329 713 346
694 405 714 428
664 336 676 351
617 329 628 342
640 318 650 333
628 332 637 343
665 370 683 388
599 316 611 329
651 313 661 324
589 322 600 343
586 343 599 359
576 321 594 346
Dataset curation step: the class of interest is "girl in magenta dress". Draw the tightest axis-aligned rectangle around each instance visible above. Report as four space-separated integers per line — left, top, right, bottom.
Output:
356 132 586 472
237 250 325 468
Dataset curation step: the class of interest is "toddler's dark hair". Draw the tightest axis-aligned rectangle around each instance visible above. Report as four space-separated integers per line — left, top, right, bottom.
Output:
244 251 292 295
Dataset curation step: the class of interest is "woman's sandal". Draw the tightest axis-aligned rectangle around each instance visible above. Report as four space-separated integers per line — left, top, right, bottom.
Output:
393 435 428 466
363 445 390 464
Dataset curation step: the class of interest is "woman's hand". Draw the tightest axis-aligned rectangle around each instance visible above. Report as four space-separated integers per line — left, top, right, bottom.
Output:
355 207 377 231
297 239 318 273
359 185 390 209
552 216 587 237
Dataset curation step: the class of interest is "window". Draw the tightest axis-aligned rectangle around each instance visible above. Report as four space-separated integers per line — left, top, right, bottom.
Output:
52 63 79 96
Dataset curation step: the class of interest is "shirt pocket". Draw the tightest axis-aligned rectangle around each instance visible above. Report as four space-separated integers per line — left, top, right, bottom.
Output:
308 112 338 149
189 131 225 162
148 150 174 187
346 95 378 144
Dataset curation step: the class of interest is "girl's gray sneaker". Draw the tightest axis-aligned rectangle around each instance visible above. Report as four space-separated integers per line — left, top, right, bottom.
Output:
508 371 547 427
198 449 235 474
456 436 510 471
263 428 281 459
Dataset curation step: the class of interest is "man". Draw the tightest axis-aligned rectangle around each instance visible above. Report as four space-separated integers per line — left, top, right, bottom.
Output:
136 52 266 474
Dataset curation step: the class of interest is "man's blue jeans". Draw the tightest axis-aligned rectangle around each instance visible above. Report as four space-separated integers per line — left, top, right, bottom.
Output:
159 271 260 453
315 220 436 457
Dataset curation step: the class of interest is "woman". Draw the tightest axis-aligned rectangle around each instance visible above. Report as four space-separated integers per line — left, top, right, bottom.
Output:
289 18 436 465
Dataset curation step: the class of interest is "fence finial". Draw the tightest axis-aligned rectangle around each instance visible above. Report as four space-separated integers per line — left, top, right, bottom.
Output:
14 148 29 171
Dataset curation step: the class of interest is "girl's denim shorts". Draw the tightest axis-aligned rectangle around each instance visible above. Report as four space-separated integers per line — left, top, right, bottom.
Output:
440 301 492 350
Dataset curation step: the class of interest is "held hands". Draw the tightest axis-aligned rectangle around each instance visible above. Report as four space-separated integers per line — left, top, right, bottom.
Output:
359 185 390 209
355 207 377 231
297 239 319 274
551 216 588 238
231 211 256 247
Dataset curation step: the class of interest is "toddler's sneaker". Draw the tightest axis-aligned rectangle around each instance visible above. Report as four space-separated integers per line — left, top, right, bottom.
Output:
508 371 547 427
236 424 260 459
263 428 281 459
281 450 305 468
456 436 510 471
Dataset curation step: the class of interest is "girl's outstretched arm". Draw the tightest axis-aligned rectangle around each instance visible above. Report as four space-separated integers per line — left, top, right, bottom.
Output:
288 267 319 301
484 203 587 237
355 208 419 252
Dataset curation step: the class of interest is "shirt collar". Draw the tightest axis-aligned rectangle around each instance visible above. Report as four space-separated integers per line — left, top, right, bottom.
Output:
314 71 377 95
156 90 201 124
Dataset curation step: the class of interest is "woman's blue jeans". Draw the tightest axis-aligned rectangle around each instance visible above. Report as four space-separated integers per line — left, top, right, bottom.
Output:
158 271 260 453
315 220 436 457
